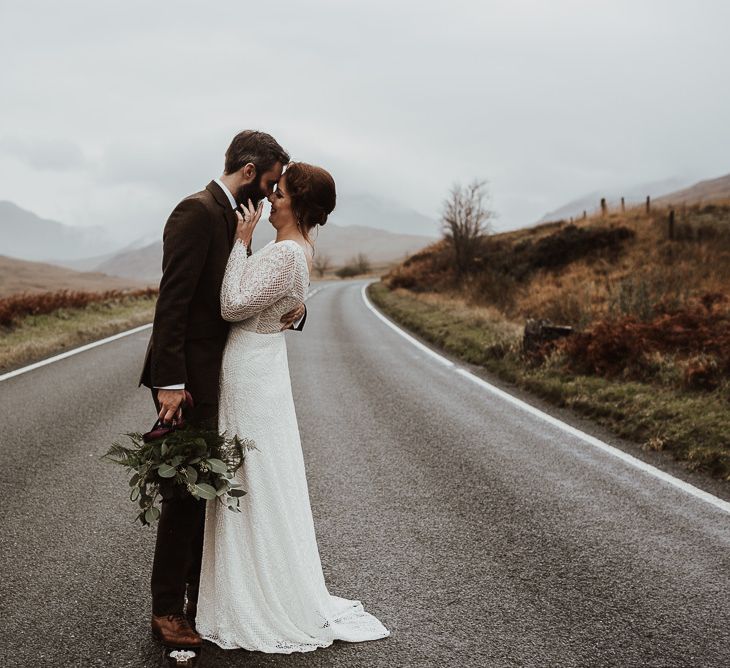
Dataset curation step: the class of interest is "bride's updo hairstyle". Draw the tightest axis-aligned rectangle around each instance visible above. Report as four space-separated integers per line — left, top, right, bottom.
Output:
284 162 336 242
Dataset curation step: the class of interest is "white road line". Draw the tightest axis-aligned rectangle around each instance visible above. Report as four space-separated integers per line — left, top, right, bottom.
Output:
305 286 326 301
0 323 153 382
1 286 327 383
361 282 730 515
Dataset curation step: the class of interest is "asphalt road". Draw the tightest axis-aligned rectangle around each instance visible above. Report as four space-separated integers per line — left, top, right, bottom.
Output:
1 279 729 668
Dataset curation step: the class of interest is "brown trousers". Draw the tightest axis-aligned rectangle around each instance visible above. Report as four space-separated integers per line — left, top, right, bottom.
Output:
150 391 217 616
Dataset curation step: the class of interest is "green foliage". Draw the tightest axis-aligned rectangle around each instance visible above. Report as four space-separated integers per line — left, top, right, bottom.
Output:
104 426 256 526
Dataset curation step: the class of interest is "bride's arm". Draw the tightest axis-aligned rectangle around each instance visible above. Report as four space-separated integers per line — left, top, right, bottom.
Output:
220 241 298 322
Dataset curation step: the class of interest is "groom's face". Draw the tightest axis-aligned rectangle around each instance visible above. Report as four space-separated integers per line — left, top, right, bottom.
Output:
236 161 284 205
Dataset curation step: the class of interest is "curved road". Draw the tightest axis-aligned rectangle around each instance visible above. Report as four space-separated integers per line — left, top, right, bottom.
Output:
1 279 729 667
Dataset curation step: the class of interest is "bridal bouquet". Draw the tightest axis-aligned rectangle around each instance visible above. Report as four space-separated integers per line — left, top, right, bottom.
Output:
104 418 256 526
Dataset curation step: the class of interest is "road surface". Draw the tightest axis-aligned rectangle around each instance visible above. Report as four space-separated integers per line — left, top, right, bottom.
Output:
1 279 729 667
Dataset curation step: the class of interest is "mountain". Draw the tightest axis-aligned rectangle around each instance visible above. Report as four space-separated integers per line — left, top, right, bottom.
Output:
537 177 690 223
655 173 730 206
330 194 439 237
0 255 150 298
0 201 119 262
94 223 435 283
94 241 165 283
57 232 163 272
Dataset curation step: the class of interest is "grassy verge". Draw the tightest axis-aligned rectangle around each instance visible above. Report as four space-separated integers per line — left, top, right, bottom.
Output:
0 296 157 373
368 282 730 481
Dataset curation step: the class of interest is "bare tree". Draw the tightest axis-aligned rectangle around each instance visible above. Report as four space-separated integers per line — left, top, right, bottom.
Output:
354 253 371 274
312 253 332 278
441 180 494 276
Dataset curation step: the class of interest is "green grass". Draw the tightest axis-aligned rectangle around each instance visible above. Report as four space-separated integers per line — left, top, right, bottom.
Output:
368 282 730 481
0 296 157 373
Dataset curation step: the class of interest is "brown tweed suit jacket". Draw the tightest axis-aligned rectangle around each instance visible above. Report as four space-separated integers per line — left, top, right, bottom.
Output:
139 181 239 404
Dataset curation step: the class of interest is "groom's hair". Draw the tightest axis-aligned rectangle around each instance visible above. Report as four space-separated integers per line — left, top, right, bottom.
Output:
224 130 290 176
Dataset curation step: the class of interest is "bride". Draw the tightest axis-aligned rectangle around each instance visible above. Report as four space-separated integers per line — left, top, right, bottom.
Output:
196 162 390 652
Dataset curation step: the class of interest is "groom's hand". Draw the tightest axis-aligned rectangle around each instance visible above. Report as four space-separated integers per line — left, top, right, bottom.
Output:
281 303 305 330
157 389 186 423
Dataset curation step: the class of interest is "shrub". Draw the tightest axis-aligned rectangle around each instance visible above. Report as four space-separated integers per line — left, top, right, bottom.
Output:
335 253 372 279
558 294 730 384
0 288 158 328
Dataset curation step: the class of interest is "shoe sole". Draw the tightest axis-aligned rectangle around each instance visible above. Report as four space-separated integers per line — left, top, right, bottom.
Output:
151 628 203 649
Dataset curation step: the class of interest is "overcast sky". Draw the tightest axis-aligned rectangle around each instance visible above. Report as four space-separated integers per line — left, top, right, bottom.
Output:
1 0 729 242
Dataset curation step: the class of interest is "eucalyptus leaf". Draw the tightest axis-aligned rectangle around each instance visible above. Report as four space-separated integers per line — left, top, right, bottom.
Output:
129 473 140 487
130 486 140 501
186 466 198 484
158 464 177 478
228 489 247 498
194 483 217 500
145 507 160 524
206 458 228 474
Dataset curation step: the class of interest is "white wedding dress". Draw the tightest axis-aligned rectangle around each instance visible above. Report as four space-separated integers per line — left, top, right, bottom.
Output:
196 239 390 652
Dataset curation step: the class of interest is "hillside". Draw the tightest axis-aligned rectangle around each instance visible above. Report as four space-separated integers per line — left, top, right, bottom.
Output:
0 255 150 297
538 177 688 222
387 201 730 325
537 173 730 224
95 223 434 282
655 173 730 206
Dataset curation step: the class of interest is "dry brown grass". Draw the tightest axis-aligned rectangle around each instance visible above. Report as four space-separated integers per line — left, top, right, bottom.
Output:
0 294 157 372
382 201 730 402
0 288 158 328
386 202 730 328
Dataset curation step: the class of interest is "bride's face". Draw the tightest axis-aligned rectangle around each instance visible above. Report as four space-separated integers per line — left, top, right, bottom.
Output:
268 175 295 228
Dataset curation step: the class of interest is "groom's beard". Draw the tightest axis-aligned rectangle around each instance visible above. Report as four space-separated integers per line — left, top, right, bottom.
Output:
235 181 266 207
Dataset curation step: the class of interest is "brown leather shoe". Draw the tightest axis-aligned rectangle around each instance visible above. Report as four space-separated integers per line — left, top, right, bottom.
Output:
151 614 202 648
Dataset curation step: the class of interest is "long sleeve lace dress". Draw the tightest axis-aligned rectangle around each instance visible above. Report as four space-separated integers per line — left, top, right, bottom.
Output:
196 239 390 652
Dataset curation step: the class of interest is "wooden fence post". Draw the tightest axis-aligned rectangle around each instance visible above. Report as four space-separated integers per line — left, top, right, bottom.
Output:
600 198 607 216
621 197 625 212
646 196 651 213
668 209 675 240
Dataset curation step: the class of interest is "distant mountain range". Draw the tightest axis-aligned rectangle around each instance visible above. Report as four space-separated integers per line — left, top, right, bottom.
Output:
538 177 692 223
0 201 119 262
0 255 148 297
330 194 439 237
3 172 728 296
94 223 436 283
0 198 436 288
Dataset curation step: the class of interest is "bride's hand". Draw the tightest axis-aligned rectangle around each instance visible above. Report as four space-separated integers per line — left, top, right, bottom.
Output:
235 199 264 247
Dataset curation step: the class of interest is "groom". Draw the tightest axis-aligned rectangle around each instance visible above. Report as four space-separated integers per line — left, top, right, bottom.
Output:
139 130 306 648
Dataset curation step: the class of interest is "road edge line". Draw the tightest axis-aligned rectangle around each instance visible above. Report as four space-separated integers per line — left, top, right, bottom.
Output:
0 323 153 382
361 281 730 515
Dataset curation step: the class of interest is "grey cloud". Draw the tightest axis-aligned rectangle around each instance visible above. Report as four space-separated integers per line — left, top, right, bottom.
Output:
0 137 90 172
1 0 729 236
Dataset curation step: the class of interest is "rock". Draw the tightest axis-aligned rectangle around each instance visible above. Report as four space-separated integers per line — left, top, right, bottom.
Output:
522 318 574 360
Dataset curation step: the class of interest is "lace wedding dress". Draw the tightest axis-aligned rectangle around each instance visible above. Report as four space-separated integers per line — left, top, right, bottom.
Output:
196 239 390 652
